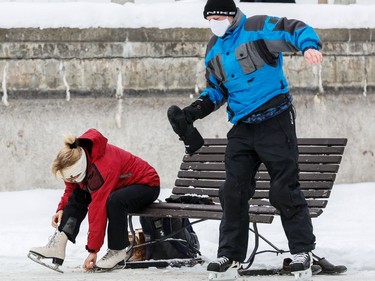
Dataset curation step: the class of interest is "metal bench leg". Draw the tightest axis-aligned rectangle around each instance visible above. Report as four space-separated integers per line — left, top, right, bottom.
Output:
126 215 136 262
249 226 288 255
242 222 289 271
243 222 259 269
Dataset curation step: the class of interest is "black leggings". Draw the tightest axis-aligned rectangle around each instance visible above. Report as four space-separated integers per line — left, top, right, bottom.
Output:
59 188 91 243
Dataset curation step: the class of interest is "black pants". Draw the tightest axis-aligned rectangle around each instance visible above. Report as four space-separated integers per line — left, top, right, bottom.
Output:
58 185 160 250
106 185 160 250
218 107 315 262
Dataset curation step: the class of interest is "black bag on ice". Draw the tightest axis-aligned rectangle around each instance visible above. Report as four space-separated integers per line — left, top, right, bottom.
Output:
139 216 200 260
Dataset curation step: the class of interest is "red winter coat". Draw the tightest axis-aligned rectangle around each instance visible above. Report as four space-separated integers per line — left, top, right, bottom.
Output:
56 129 160 253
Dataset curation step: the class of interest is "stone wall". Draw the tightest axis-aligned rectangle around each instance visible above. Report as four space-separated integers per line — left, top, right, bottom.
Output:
0 28 373 96
0 28 373 191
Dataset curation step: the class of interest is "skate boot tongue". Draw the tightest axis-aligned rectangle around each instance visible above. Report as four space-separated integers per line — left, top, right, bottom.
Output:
290 252 312 272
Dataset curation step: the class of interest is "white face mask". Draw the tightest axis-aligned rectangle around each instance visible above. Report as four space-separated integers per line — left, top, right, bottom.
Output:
209 18 231 37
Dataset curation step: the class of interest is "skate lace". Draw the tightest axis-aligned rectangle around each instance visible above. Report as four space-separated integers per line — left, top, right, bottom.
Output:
101 249 116 261
46 230 60 248
214 256 230 266
292 253 309 264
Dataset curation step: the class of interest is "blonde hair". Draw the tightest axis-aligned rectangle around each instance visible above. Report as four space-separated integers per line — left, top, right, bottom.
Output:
52 134 82 176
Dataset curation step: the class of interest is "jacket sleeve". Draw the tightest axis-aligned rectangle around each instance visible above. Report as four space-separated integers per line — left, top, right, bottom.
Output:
85 172 118 253
199 45 228 110
56 182 78 212
260 16 322 54
200 72 227 110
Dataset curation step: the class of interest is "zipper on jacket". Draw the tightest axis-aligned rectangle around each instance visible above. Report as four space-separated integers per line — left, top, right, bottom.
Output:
280 80 285 89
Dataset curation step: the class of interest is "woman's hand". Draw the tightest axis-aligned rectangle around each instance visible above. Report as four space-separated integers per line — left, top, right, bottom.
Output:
83 253 97 271
304 48 323 65
51 210 63 228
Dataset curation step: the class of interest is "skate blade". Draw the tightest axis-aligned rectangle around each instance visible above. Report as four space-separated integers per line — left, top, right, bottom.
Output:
27 252 63 273
293 267 312 281
88 267 112 273
208 267 244 281
88 263 125 273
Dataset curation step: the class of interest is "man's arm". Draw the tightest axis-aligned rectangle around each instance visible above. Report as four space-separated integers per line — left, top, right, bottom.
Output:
259 16 322 55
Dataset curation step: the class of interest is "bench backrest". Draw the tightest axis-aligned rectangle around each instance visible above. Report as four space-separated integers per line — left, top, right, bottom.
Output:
171 138 347 222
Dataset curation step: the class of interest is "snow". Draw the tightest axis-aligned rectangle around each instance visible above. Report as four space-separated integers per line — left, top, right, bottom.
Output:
0 0 374 29
0 182 374 280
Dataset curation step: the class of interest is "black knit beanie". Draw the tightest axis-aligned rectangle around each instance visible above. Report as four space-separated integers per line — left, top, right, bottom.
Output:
203 0 237 19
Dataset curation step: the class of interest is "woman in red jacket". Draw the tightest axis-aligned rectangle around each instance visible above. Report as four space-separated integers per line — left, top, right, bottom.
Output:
29 128 160 271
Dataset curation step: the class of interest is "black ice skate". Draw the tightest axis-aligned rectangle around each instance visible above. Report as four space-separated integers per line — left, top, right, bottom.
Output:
290 252 313 281
207 256 242 281
27 230 68 273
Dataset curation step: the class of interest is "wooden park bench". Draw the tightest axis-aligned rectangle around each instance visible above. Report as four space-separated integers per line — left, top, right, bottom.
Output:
128 137 347 272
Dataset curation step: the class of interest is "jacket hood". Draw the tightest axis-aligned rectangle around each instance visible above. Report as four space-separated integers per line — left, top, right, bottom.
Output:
78 128 108 162
227 9 246 35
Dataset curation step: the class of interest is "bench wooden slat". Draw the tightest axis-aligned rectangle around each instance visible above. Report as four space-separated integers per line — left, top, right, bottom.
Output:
184 154 343 164
180 162 340 173
177 170 336 182
133 208 223 220
249 199 328 208
174 179 334 189
150 202 279 215
310 208 323 218
171 187 331 199
196 146 345 155
297 138 347 146
166 195 328 209
131 206 274 223
255 190 332 199
130 203 322 222
196 198 328 209
202 138 347 146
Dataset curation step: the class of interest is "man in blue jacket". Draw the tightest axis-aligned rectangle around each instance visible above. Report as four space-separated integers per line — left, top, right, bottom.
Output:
168 0 323 279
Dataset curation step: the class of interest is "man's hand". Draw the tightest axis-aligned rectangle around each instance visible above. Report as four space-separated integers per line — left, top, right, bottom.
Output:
51 210 63 228
304 48 323 65
83 253 97 271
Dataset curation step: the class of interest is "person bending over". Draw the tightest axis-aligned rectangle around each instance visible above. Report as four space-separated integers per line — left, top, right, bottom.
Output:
29 128 160 271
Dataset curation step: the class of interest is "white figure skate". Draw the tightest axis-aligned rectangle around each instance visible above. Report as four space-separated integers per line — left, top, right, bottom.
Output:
28 230 68 273
90 248 128 273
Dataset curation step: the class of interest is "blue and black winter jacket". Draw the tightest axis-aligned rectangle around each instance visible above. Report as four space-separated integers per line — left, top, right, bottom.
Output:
200 9 322 124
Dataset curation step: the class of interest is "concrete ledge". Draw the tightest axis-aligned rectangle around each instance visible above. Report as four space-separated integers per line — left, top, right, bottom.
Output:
0 28 373 97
